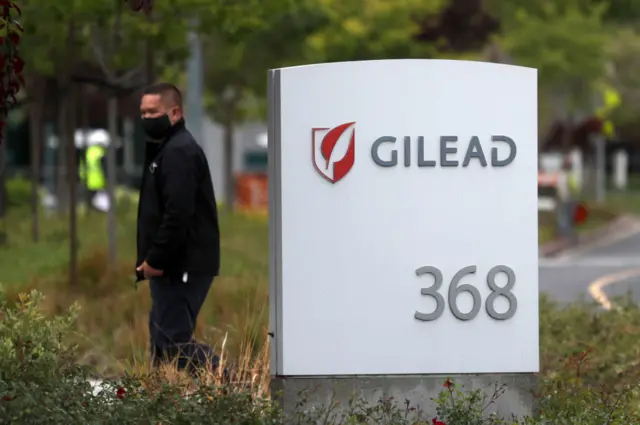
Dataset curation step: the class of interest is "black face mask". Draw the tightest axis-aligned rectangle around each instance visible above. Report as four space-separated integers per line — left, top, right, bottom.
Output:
141 114 172 140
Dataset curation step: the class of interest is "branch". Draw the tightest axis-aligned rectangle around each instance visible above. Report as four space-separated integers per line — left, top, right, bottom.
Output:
90 27 116 81
71 74 144 95
90 1 140 88
114 66 142 86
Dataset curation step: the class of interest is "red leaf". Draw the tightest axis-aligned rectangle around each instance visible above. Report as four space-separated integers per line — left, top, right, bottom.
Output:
142 0 153 14
320 122 355 166
115 387 126 399
13 56 23 73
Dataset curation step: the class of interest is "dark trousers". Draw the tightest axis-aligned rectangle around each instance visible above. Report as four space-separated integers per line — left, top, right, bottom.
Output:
556 200 577 241
149 273 217 372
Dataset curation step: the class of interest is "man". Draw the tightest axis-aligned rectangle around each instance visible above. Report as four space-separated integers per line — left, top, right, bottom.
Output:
135 82 221 372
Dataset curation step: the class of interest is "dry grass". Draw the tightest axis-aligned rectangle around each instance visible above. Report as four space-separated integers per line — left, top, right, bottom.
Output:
0 201 270 377
128 329 272 399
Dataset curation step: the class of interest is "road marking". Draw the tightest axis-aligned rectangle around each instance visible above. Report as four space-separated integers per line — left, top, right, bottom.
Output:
588 268 640 310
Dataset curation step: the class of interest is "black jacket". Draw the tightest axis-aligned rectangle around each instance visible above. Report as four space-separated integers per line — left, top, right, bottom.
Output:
136 119 220 280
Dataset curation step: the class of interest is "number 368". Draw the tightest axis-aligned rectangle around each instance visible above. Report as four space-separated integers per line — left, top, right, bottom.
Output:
414 265 517 322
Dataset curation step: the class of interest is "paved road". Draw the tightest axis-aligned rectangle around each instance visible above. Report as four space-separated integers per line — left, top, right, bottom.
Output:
540 228 640 306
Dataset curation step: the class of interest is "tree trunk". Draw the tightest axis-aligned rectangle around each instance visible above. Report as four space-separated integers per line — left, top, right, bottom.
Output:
106 95 118 264
28 77 44 242
79 86 90 208
68 80 78 287
223 119 234 212
65 19 79 287
56 108 69 213
56 21 80 214
144 34 155 84
0 126 6 245
123 117 134 186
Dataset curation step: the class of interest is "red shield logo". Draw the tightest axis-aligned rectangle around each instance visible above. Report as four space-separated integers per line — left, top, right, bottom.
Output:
312 122 356 183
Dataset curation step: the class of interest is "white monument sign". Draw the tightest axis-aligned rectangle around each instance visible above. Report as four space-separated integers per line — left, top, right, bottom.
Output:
268 60 539 377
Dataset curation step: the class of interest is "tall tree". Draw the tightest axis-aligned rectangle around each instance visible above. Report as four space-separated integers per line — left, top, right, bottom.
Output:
0 0 23 245
21 1 68 238
486 0 610 149
89 0 135 265
26 76 44 242
201 0 445 209
604 27 640 139
303 0 445 63
199 0 320 209
57 18 79 286
88 0 197 264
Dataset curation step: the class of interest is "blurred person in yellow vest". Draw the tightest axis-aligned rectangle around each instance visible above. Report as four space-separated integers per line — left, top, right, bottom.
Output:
78 129 111 213
595 83 621 140
556 155 579 241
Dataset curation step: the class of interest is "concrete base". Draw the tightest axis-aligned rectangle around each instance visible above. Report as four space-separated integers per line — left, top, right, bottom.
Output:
272 374 538 421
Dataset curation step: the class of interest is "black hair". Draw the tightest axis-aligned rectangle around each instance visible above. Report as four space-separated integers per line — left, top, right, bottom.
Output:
142 82 183 108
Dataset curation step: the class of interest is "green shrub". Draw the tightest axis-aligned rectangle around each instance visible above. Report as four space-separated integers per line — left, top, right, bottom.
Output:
3 288 640 424
0 287 96 424
0 288 284 424
5 177 31 209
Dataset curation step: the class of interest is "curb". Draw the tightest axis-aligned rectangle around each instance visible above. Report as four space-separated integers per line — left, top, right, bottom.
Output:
539 214 640 258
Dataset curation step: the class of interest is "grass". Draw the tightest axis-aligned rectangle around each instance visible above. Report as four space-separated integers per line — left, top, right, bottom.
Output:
0 178 635 376
538 203 617 246
6 180 640 421
0 192 269 375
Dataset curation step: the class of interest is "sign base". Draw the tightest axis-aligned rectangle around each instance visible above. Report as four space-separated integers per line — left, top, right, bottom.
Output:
271 373 538 420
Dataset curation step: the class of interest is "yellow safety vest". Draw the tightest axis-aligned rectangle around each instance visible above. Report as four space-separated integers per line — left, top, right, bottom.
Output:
595 84 621 139
568 173 579 197
79 145 106 190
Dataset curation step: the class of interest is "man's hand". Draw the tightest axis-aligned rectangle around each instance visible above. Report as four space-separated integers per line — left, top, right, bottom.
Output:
136 261 163 279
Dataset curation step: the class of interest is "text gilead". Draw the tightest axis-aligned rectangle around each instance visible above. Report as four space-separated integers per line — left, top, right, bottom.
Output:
414 265 517 321
371 135 516 167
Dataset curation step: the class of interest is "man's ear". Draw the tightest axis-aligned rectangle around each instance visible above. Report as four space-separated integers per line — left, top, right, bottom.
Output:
170 108 181 123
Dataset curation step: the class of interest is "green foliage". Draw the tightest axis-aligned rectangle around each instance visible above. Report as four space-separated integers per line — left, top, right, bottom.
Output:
599 0 640 23
5 177 30 208
200 0 329 124
539 293 640 392
303 0 445 63
4 287 640 423
605 27 640 134
0 288 96 424
433 382 513 425
534 293 640 423
489 0 609 109
201 0 446 124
